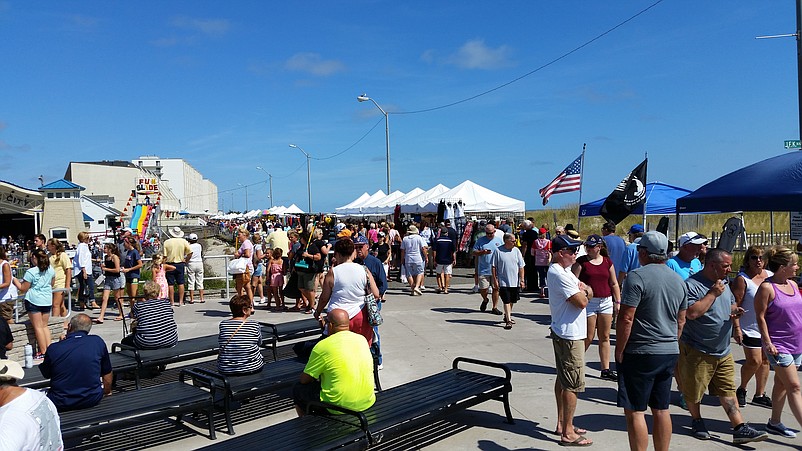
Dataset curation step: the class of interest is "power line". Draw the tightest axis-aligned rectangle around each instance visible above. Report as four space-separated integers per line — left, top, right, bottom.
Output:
395 0 665 115
312 117 384 161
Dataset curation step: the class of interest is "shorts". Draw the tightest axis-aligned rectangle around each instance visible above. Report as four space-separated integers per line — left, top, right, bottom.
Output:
104 274 123 291
125 276 139 285
767 352 802 368
292 380 326 415
297 271 317 291
253 262 264 277
741 335 762 349
617 353 678 411
499 287 520 305
678 342 736 403
405 261 425 276
165 262 186 286
25 300 52 315
551 331 585 392
587 296 614 317
436 264 453 275
478 275 492 290
186 261 205 290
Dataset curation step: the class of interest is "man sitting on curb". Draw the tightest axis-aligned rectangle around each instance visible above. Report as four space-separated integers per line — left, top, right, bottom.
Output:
293 308 375 416
40 313 112 411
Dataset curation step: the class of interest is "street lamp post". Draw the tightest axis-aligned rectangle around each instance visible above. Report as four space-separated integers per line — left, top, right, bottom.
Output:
255 166 273 208
357 93 390 194
237 183 249 211
289 144 312 213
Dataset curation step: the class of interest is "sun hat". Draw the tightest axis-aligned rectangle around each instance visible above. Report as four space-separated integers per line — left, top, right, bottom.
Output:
407 225 419 234
0 359 24 381
168 226 185 239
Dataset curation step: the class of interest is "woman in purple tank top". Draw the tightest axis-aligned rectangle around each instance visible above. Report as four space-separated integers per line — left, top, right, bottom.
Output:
755 246 802 437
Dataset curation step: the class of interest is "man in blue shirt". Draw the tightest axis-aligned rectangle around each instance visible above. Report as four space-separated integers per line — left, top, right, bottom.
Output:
601 221 626 275
618 224 644 284
353 235 387 368
473 223 504 315
667 232 706 280
39 313 112 411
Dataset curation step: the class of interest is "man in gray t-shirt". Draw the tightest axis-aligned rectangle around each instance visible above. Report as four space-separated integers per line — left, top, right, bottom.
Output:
677 249 766 444
615 231 687 451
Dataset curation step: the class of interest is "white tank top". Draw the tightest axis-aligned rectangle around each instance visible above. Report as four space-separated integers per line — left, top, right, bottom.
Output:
0 260 18 300
739 269 772 338
327 262 367 318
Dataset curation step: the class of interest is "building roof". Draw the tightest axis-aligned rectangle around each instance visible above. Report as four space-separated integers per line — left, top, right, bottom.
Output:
39 179 85 191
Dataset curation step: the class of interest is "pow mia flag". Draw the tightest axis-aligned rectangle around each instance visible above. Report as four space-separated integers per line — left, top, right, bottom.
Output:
599 159 648 225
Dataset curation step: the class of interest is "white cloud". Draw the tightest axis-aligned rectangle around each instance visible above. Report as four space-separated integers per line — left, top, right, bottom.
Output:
284 53 345 77
444 39 513 70
170 16 230 36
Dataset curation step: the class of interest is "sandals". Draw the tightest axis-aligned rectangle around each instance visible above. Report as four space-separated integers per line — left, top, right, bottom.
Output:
113 316 123 321
93 319 104 324
504 322 513 330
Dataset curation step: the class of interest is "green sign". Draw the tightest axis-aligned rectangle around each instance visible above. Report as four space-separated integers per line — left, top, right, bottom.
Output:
785 140 801 149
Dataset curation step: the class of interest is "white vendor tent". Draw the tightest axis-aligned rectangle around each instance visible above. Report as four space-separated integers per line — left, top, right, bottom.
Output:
420 180 525 213
333 192 370 215
361 190 406 215
372 187 424 215
283 204 305 215
399 184 451 214
335 190 386 216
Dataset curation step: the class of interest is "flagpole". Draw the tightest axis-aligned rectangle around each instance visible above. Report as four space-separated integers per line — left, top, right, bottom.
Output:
576 143 587 231
642 152 648 230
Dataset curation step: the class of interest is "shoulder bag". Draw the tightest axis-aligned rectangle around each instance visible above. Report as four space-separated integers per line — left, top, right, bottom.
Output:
364 267 383 326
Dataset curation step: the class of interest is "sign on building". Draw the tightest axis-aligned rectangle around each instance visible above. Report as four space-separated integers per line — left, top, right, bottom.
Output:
136 178 159 194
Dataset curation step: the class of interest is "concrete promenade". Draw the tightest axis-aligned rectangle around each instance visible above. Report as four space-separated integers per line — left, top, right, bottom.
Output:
70 269 798 450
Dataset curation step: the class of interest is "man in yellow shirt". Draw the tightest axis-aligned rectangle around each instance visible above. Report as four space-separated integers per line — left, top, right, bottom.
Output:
294 308 375 416
162 227 193 306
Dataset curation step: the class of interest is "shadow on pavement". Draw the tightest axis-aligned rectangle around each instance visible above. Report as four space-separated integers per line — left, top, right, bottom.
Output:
505 362 557 376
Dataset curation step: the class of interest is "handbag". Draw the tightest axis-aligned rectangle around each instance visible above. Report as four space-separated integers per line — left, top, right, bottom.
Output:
227 257 249 275
283 271 301 299
364 268 383 327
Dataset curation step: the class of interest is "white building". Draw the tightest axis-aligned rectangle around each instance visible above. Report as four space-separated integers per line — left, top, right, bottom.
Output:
133 156 218 214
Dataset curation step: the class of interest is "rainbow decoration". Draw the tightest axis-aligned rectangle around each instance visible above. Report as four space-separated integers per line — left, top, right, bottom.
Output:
129 204 152 235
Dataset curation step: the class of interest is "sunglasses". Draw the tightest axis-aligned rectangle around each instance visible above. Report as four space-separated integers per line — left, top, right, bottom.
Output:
561 248 577 255
749 255 763 260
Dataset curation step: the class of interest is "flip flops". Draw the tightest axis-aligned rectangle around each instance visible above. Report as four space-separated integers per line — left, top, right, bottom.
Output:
559 436 592 447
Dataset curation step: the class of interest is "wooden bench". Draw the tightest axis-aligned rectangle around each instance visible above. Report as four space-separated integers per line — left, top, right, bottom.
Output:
60 369 227 441
260 318 323 361
196 357 513 450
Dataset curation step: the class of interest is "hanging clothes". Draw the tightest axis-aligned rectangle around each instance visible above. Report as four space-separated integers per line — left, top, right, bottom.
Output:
436 200 446 224
454 201 465 219
444 202 454 221
458 221 474 252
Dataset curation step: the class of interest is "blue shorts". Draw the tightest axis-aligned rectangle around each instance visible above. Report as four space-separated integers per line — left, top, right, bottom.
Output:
166 262 186 286
617 353 678 411
104 274 123 291
25 300 52 315
253 262 264 277
767 352 802 368
405 261 425 276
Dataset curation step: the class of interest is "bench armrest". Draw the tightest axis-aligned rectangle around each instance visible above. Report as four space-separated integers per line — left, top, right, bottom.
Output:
179 368 218 398
111 343 142 365
189 367 231 395
306 400 376 445
452 357 512 383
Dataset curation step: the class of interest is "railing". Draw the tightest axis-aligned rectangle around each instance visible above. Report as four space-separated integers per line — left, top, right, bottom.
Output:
707 231 796 250
2 287 72 324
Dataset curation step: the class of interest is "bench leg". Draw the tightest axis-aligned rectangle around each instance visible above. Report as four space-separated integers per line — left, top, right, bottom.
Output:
501 392 515 425
207 402 217 440
223 395 234 435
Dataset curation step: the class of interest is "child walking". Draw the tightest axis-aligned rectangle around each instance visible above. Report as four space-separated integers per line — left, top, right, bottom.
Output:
268 248 285 310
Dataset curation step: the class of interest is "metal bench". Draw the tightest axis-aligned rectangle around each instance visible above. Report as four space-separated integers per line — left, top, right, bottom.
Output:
196 357 513 451
21 350 139 390
60 369 225 441
260 318 323 361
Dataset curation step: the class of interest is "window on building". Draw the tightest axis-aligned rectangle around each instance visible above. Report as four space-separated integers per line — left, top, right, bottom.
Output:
55 192 62 198
64 192 71 198
47 193 54 198
51 229 67 240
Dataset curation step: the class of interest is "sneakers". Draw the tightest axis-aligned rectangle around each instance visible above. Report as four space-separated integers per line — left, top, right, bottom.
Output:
733 423 768 444
413 287 423 296
691 418 711 440
600 369 618 381
767 421 797 438
736 387 747 408
490 308 503 315
752 394 773 408
255 298 266 306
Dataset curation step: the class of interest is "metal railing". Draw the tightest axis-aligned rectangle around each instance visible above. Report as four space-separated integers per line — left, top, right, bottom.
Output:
2 287 72 324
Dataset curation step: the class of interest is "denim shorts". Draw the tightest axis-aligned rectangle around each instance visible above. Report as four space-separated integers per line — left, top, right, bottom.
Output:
767 352 802 368
25 300 52 314
104 274 123 291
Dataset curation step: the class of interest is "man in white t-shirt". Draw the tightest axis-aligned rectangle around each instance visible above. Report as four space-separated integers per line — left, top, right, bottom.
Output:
547 235 593 447
0 359 63 450
400 225 428 295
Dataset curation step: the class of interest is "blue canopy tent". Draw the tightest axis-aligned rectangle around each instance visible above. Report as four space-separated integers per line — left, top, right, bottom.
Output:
676 152 802 213
579 182 692 217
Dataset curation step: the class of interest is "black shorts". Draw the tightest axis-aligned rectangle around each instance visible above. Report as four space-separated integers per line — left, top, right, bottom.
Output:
292 380 325 415
165 262 186 286
741 335 762 349
499 287 520 305
617 353 678 411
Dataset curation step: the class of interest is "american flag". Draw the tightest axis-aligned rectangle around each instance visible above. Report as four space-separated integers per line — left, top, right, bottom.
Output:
539 154 583 205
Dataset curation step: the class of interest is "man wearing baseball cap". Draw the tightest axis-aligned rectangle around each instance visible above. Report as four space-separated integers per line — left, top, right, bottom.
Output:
618 224 645 284
667 232 707 280
0 359 63 450
616 231 688 451
548 234 593 446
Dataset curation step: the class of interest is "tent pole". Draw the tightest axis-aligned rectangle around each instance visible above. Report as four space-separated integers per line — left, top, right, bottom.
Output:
577 143 587 231
770 211 775 241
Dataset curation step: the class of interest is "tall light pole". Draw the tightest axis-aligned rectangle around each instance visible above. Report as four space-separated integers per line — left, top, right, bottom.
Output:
237 183 249 211
357 93 390 194
255 166 273 208
289 144 312 213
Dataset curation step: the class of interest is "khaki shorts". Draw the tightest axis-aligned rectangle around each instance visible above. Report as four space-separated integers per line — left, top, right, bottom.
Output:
478 275 493 290
551 331 585 392
678 342 736 403
436 264 453 275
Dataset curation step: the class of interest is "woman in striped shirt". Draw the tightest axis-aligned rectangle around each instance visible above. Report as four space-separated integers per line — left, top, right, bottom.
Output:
122 281 178 349
217 294 263 375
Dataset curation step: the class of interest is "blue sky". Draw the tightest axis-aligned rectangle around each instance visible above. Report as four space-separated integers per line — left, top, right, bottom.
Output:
0 1 797 213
